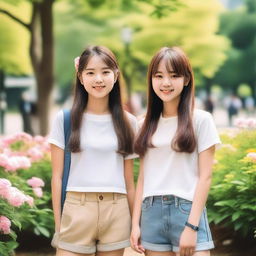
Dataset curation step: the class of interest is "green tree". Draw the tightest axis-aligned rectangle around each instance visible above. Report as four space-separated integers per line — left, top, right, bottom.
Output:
0 0 54 135
213 0 256 98
54 0 229 101
0 0 183 134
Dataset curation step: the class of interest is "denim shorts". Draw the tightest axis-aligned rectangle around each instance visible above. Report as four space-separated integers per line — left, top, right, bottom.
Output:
140 195 214 252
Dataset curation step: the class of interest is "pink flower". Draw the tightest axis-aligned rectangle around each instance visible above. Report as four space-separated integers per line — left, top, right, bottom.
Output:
27 147 44 162
0 216 11 234
7 187 26 207
34 135 45 143
33 187 43 198
247 152 256 162
247 118 256 129
0 178 11 199
25 195 34 207
4 156 31 172
0 178 11 189
27 177 45 188
74 57 80 72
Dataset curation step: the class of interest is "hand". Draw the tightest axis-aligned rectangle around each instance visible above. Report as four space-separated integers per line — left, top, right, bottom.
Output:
179 226 197 256
130 225 145 254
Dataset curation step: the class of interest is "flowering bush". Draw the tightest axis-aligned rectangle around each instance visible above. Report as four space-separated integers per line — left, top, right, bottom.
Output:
0 133 53 256
207 124 256 239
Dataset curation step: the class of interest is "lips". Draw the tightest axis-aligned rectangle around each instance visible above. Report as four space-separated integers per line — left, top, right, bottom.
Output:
92 85 106 90
160 88 174 94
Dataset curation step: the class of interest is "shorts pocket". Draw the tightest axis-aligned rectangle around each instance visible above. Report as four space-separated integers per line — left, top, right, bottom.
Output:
64 197 80 205
178 200 192 215
141 198 152 211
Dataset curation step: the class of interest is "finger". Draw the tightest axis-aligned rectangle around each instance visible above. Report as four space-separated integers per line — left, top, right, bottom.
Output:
179 247 184 256
185 247 191 256
138 244 145 252
135 245 144 254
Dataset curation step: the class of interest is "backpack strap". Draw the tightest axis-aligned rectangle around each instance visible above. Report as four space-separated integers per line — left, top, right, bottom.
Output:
61 109 71 212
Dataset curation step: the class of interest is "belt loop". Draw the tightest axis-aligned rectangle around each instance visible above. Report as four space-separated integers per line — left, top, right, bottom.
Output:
113 193 117 204
81 193 86 205
175 196 178 208
149 196 153 206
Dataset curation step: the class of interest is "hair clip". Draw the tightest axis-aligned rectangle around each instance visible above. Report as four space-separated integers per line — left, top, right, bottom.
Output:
74 57 80 72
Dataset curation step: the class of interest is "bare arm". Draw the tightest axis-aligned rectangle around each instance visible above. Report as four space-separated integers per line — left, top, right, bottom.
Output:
124 159 135 215
50 144 64 233
130 158 145 253
179 145 215 256
188 145 215 226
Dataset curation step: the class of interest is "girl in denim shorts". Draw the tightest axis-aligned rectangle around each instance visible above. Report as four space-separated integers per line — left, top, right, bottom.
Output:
131 47 221 256
49 46 138 256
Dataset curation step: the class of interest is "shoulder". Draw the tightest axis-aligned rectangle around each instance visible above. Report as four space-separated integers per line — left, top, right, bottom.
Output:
53 109 64 123
193 109 213 123
124 111 138 126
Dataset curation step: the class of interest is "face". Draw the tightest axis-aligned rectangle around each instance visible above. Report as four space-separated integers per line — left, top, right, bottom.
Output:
152 59 188 104
79 55 117 99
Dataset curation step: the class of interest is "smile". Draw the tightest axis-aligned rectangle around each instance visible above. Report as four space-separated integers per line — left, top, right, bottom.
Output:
92 86 106 89
160 89 174 93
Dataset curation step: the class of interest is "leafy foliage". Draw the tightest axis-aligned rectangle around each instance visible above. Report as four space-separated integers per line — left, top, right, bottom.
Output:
207 129 256 238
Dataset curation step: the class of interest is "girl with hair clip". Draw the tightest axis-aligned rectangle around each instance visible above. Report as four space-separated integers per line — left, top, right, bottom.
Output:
49 45 138 256
131 47 221 256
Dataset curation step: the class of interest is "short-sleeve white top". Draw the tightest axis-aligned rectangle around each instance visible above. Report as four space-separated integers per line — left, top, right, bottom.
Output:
142 109 221 201
48 111 138 194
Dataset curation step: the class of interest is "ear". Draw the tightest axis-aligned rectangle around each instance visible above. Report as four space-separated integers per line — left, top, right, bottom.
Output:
184 76 190 86
114 70 119 83
78 73 84 85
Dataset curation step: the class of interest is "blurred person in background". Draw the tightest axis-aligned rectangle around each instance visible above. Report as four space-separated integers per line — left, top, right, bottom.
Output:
225 94 242 126
19 91 34 135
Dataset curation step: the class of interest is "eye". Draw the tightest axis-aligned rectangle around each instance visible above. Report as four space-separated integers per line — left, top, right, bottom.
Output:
171 74 181 78
86 72 94 75
154 74 163 78
103 70 111 74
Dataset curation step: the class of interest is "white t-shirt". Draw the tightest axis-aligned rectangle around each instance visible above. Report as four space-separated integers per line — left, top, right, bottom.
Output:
143 109 221 201
48 110 138 194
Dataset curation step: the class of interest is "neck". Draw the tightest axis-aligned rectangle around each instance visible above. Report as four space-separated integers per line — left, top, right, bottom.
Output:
86 96 109 114
162 99 179 117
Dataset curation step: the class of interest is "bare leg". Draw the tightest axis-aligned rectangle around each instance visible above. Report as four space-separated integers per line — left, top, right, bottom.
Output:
57 248 95 256
175 250 210 256
96 249 125 256
145 250 175 256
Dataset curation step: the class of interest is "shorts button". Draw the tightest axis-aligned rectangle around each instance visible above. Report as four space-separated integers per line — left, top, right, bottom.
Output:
99 195 103 200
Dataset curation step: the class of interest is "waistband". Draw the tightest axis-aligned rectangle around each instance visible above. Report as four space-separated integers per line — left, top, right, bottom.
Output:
143 195 191 206
66 191 127 202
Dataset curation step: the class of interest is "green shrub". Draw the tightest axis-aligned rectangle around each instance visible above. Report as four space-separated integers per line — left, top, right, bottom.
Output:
207 129 256 238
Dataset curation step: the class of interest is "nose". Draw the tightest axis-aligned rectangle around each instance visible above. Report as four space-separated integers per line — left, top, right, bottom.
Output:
162 77 171 87
95 74 103 83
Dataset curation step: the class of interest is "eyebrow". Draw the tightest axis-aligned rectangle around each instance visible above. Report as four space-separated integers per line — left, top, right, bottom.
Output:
155 70 176 74
85 67 110 71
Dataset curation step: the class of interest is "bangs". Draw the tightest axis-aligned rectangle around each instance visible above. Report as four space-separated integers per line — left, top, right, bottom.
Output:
98 52 118 71
80 46 118 72
151 47 190 78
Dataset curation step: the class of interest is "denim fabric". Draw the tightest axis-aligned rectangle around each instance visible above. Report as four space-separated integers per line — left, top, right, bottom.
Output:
140 195 214 252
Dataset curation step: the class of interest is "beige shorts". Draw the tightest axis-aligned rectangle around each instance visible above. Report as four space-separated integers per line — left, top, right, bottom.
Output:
51 192 131 254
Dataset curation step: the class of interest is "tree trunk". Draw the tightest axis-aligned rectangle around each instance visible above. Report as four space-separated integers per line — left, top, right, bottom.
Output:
30 0 54 135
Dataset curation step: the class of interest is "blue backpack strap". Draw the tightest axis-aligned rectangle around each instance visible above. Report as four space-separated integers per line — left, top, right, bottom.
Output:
61 109 71 212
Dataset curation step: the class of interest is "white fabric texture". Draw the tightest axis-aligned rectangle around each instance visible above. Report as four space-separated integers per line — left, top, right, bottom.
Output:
143 109 221 201
48 110 138 194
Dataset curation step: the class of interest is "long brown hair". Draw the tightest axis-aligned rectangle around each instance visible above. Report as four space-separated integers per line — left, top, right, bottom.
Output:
135 46 196 157
69 45 134 156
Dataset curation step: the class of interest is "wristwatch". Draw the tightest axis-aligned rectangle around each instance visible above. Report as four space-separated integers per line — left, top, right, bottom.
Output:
185 221 199 231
